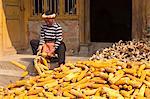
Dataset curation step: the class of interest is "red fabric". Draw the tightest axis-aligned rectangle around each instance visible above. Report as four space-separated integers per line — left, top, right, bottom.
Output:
42 42 55 56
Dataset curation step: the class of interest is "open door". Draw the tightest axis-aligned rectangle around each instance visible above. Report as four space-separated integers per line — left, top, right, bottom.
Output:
4 0 25 50
90 0 132 42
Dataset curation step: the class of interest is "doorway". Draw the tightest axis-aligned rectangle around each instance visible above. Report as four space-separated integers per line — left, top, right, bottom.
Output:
90 0 132 42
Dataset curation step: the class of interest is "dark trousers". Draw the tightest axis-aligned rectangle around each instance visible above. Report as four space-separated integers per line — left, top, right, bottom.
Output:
30 39 66 65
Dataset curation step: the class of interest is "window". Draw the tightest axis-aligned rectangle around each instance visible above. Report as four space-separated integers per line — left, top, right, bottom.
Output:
65 0 77 15
30 0 79 19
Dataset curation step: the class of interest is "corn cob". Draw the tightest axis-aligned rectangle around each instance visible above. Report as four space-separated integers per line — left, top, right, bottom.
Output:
115 77 130 85
90 96 107 99
145 88 150 98
137 84 146 97
64 72 79 81
122 85 132 90
146 70 150 77
140 70 146 82
131 89 139 99
21 71 28 77
88 84 104 88
37 79 56 86
109 70 124 84
43 91 54 98
38 63 49 70
43 80 58 89
137 64 146 77
94 72 109 79
126 74 141 82
145 63 150 69
34 64 42 76
143 80 150 87
70 89 85 98
123 68 136 76
63 91 75 98
82 89 98 96
129 80 142 88
105 67 116 73
77 69 88 81
145 76 150 82
74 76 91 86
40 57 48 67
136 96 146 99
103 87 124 99
27 87 43 95
76 82 93 89
10 61 26 70
110 84 119 90
120 89 134 97
91 77 107 84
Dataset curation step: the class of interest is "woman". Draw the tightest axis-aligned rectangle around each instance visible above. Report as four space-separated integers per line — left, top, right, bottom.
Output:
30 10 66 66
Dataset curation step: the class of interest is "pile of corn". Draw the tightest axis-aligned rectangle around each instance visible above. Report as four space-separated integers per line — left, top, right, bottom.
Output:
1 58 150 98
90 40 150 62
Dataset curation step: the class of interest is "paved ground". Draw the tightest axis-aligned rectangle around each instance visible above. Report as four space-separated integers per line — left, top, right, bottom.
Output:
0 54 89 87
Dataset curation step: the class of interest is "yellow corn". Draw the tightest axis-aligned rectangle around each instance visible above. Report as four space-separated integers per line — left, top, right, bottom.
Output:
77 82 93 89
44 80 58 89
10 61 26 70
145 88 150 98
41 57 48 67
137 84 146 97
123 68 136 76
143 80 150 87
21 71 28 77
64 72 79 81
83 89 98 96
140 70 146 82
137 64 146 77
120 89 134 97
115 77 130 85
146 76 150 82
110 84 119 90
70 89 85 98
105 67 116 73
94 72 109 79
109 70 124 84
91 77 107 84
39 63 49 70
77 69 88 81
37 79 56 86
34 64 42 76
27 87 43 95
103 87 124 99
63 91 75 98
43 91 54 98
146 71 150 77
131 89 139 99
129 80 142 88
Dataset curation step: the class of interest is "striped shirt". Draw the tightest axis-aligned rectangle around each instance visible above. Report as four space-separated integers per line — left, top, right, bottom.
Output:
39 22 63 49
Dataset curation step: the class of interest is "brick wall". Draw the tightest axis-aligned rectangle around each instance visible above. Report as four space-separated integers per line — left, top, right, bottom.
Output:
28 20 79 55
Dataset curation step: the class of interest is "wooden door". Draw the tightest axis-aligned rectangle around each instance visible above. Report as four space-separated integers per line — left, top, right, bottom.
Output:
4 0 25 50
